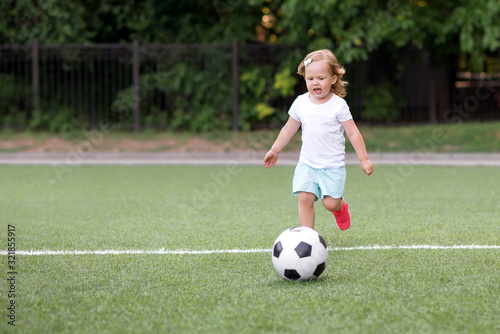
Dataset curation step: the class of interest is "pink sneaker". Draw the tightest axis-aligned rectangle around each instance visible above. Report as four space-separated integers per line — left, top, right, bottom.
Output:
333 202 351 230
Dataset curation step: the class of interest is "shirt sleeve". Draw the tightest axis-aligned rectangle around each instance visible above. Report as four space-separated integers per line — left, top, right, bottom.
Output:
288 96 301 122
337 100 353 122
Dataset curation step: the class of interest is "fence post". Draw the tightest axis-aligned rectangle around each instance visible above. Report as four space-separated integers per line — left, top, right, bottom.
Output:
232 38 239 131
428 66 437 123
32 38 40 112
427 53 437 123
132 39 140 132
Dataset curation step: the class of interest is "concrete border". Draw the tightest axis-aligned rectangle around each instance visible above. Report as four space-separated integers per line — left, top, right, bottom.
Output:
0 152 499 166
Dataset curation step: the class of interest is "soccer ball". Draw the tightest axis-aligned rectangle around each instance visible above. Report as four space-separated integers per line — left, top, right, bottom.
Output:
272 226 328 281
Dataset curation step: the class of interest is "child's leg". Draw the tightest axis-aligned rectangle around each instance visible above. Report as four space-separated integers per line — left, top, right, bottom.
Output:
322 196 343 213
298 191 316 229
323 196 351 230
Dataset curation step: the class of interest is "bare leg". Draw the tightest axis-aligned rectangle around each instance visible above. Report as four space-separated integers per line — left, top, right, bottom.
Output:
323 196 351 230
322 196 343 213
298 191 316 229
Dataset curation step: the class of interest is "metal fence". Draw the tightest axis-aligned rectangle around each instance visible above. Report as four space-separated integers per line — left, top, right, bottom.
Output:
0 39 499 131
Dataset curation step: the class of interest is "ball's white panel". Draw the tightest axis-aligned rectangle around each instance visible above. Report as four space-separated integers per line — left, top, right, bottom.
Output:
296 257 317 278
276 230 303 249
311 242 329 263
272 248 299 277
298 227 322 245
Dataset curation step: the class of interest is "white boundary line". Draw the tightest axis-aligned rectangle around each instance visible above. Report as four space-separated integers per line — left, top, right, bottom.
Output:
1 244 499 256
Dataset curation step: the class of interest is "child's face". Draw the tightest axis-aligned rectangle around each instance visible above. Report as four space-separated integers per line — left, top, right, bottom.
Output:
304 60 337 103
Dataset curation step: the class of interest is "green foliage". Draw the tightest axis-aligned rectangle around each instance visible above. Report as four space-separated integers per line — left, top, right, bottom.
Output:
0 0 498 72
0 74 30 127
241 67 269 97
28 106 82 133
113 56 233 132
47 107 81 133
273 68 298 98
1 110 27 128
438 1 500 71
0 74 17 110
0 74 30 111
239 65 295 130
158 62 231 132
239 67 272 130
238 62 300 130
361 81 405 123
255 102 275 120
27 109 49 131
279 0 500 71
0 0 92 45
1 1 499 129
150 45 302 131
280 0 401 63
0 0 266 45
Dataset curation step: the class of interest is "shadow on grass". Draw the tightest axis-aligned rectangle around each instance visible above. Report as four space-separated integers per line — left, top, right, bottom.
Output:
267 273 338 288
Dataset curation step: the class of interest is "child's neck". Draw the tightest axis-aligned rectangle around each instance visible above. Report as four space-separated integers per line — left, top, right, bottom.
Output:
309 91 334 104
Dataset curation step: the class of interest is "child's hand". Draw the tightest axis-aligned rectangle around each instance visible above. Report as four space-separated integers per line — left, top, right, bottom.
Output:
263 150 279 168
361 159 373 175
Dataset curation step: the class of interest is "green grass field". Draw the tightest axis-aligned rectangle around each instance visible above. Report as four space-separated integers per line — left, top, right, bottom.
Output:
1 164 499 333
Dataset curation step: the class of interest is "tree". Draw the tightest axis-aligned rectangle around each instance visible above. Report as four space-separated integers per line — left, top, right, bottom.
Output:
277 0 499 71
276 0 500 121
0 0 92 46
0 0 269 45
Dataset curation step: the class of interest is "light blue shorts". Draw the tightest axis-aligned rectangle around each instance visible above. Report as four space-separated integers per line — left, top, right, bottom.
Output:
292 162 346 201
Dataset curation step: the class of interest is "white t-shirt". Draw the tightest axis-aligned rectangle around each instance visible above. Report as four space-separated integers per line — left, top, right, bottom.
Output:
288 92 353 168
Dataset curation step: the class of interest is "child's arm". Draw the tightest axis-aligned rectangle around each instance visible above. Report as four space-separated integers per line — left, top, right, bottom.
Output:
263 117 301 168
342 119 374 175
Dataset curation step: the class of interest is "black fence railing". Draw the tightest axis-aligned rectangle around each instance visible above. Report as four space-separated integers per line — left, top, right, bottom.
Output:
0 39 499 131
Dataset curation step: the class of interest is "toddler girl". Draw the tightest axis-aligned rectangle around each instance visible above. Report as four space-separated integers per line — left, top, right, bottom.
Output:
263 49 373 230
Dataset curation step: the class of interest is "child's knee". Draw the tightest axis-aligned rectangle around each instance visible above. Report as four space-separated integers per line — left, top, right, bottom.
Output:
298 192 316 205
323 196 342 212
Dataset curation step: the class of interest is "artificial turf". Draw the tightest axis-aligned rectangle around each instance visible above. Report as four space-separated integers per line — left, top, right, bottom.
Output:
0 165 499 333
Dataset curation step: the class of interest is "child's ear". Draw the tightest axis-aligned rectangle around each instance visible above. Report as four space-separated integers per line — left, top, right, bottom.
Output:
331 75 338 85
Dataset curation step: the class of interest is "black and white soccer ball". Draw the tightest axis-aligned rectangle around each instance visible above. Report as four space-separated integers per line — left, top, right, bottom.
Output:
272 226 328 281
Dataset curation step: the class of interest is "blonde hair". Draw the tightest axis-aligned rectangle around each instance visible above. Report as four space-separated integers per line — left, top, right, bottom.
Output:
297 49 348 98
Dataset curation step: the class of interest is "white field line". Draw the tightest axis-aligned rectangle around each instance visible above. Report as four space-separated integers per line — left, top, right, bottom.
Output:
1 244 499 256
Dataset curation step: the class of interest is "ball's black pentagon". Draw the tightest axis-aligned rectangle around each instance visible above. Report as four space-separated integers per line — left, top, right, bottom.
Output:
313 262 326 277
284 269 301 280
273 241 283 258
295 241 312 258
318 235 327 248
